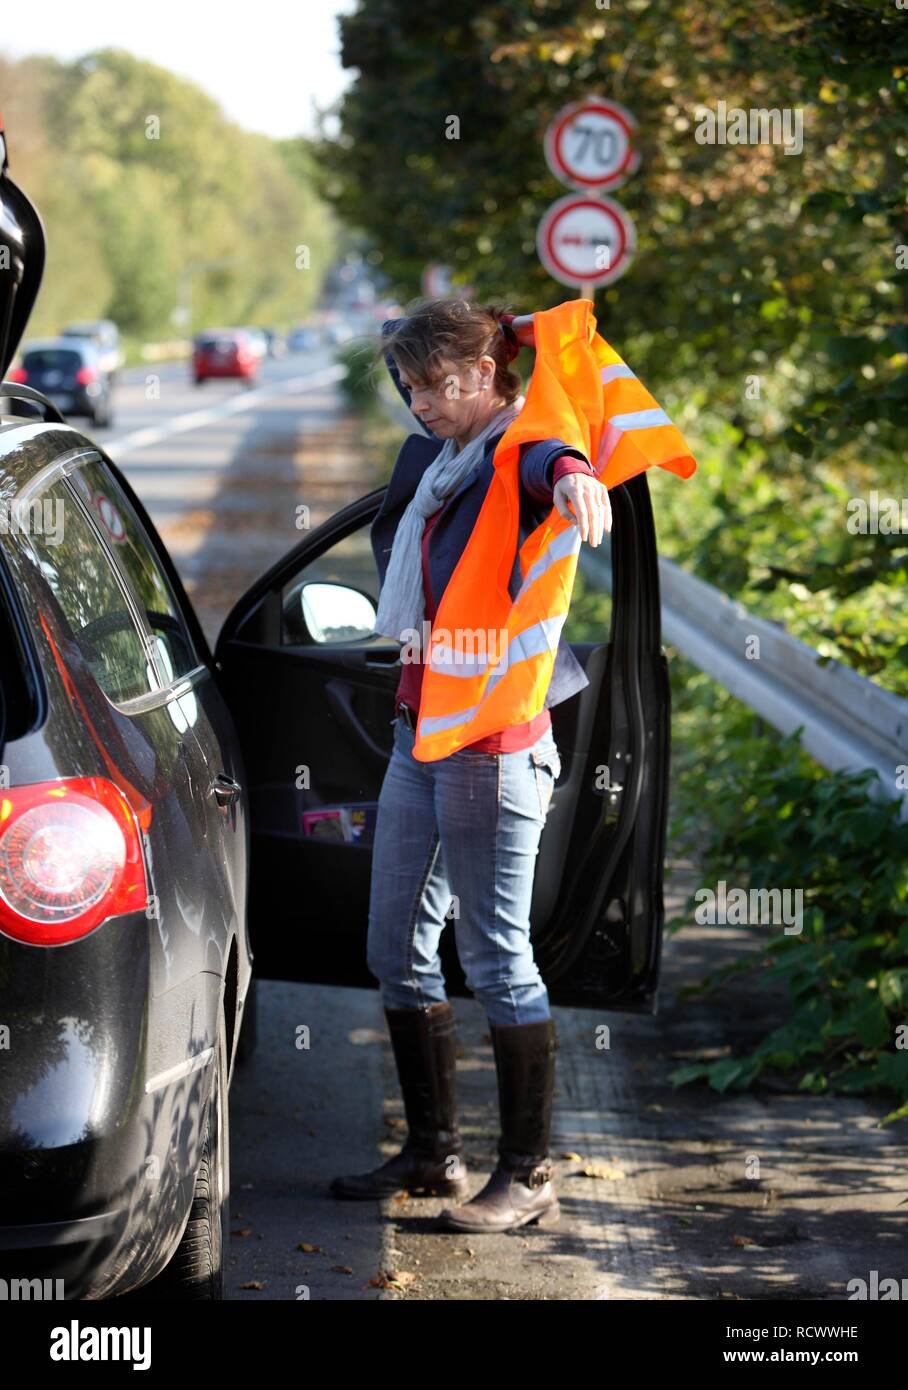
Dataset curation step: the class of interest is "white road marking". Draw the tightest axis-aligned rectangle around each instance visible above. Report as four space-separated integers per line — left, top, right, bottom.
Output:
104 364 346 457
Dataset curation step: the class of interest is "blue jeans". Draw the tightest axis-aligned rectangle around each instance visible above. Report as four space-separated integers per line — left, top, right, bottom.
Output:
366 712 562 1026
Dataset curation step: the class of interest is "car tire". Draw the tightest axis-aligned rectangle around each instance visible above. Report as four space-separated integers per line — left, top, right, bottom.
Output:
234 978 258 1068
128 1021 230 1300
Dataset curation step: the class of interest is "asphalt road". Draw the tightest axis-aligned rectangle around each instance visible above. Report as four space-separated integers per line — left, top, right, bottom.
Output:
99 348 349 650
92 350 903 1301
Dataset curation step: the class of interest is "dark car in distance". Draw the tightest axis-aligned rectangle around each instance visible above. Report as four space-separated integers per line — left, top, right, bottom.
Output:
9 337 114 429
60 319 124 384
0 119 673 1300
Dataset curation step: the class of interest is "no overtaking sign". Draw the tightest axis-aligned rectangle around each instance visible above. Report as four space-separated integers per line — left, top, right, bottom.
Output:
536 193 636 289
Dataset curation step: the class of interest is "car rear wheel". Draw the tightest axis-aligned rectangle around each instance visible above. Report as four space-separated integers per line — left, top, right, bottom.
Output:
129 1021 230 1300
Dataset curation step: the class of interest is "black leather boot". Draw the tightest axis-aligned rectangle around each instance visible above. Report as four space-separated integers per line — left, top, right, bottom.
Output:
330 1001 469 1200
438 1016 559 1232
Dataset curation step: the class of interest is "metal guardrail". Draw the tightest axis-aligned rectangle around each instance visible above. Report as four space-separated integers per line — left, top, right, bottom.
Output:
581 540 908 822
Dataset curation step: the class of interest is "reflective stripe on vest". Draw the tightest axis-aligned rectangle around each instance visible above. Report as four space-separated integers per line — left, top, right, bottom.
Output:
409 299 696 762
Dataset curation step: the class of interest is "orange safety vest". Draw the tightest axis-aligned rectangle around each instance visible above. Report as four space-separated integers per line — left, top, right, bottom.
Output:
410 297 696 762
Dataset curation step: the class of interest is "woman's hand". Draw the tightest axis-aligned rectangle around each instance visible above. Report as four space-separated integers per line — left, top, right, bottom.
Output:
553 472 611 546
508 313 536 348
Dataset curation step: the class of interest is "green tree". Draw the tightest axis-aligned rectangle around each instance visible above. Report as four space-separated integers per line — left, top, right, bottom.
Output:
315 0 908 691
2 46 338 338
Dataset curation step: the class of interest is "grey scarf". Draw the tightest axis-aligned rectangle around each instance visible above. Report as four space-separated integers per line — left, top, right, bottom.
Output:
372 396 525 643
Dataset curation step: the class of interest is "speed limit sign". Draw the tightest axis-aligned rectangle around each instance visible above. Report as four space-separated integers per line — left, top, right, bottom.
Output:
544 97 640 192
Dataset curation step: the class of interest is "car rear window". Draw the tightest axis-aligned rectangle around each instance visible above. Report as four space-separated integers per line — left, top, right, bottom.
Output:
19 480 158 705
23 349 83 371
68 459 201 684
197 336 238 350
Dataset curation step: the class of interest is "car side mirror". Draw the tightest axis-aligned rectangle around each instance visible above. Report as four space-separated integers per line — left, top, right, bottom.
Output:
299 581 377 643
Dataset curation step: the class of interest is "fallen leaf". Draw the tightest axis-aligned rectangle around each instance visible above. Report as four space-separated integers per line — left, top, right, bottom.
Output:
297 1242 323 1253
366 1268 421 1290
578 1162 627 1181
330 1265 354 1274
347 1027 388 1045
231 1227 252 1238
239 1280 266 1290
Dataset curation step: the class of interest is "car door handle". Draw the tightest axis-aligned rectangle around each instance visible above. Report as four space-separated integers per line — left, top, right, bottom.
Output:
209 773 242 806
364 649 401 669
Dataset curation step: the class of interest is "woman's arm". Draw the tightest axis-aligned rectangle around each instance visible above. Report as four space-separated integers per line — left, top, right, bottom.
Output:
520 440 592 500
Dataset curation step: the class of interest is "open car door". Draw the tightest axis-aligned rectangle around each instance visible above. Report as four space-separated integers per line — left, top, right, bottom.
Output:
213 466 670 1013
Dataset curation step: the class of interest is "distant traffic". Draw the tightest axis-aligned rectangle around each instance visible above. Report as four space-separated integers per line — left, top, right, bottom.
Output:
6 314 364 426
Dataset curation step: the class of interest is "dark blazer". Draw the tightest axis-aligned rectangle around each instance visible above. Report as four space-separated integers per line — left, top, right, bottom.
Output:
370 323 593 711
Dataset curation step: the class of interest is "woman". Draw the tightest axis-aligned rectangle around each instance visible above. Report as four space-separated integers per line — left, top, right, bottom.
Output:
330 298 611 1232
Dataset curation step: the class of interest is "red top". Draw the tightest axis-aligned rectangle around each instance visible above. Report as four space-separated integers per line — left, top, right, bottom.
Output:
395 453 592 752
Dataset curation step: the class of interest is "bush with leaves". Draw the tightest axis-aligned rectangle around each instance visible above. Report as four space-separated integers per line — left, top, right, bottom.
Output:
665 651 908 1123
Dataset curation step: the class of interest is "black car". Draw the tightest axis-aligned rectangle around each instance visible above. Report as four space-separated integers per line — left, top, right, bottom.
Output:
10 336 114 429
0 124 671 1299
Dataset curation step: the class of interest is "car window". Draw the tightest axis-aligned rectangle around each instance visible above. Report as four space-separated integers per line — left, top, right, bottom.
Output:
67 459 202 684
19 479 159 704
197 336 237 351
23 348 83 371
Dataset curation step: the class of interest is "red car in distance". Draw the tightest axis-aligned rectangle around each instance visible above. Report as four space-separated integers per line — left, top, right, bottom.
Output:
192 328 259 386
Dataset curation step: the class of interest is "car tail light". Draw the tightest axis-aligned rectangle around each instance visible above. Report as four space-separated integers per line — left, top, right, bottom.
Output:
0 778 149 946
75 366 99 385
8 367 28 383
